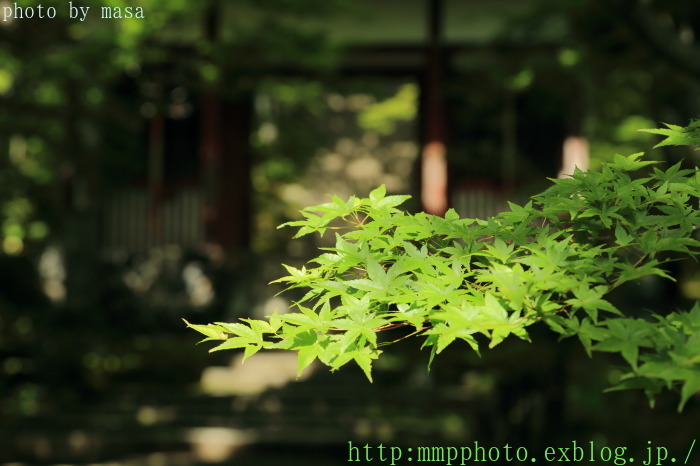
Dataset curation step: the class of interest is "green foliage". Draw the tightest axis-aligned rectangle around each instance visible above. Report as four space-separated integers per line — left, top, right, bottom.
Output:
188 121 700 411
640 119 700 149
357 83 418 135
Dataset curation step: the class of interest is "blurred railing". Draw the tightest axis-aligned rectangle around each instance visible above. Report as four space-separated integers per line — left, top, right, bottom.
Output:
100 184 520 254
101 187 205 254
452 183 511 220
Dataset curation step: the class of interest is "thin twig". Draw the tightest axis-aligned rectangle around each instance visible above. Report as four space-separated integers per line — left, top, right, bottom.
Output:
379 326 429 346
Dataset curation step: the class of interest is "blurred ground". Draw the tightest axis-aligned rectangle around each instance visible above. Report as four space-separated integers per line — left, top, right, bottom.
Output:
2 328 699 465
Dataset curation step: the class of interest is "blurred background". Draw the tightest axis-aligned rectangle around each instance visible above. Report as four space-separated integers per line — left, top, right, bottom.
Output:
1 0 700 464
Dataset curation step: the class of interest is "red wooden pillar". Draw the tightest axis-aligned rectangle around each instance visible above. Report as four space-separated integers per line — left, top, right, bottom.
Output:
218 97 252 251
200 94 223 246
198 0 252 253
148 103 165 246
421 0 448 216
199 96 252 252
199 94 252 252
